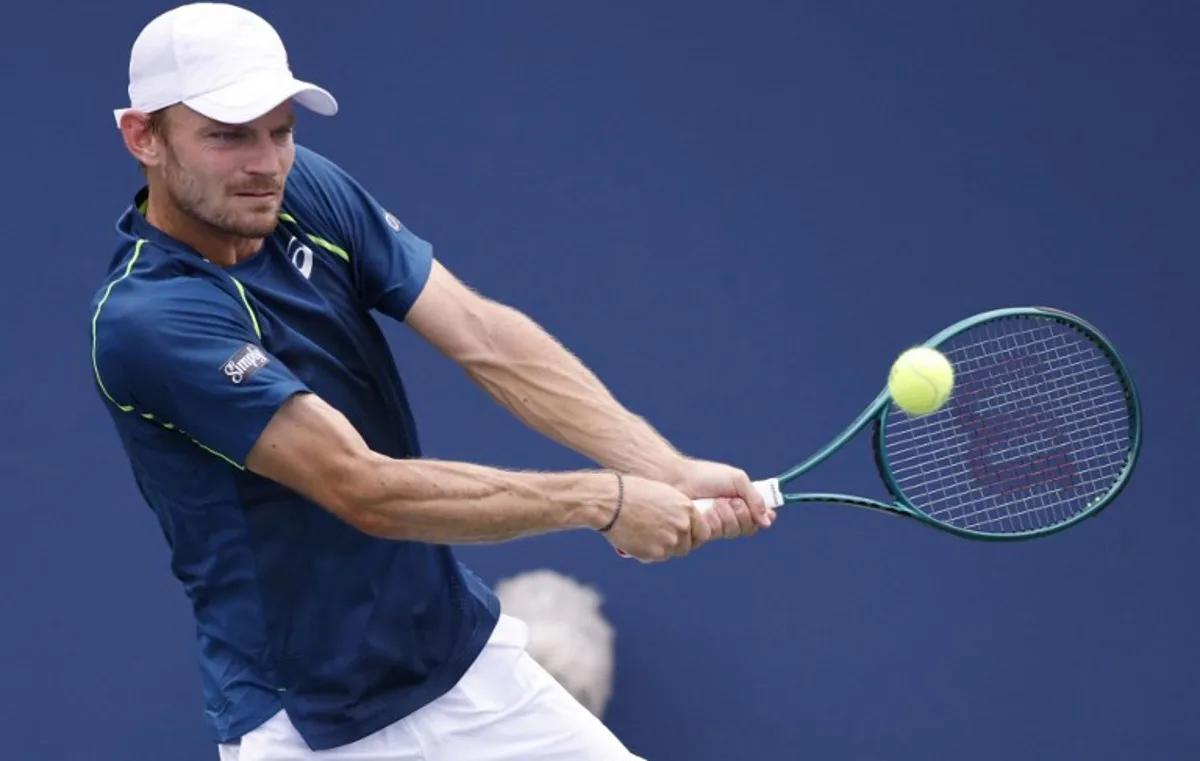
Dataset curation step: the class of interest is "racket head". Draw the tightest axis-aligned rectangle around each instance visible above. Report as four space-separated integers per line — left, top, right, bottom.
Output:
873 306 1142 541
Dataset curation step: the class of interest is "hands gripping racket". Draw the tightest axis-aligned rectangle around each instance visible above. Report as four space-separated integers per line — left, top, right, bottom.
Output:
692 306 1142 541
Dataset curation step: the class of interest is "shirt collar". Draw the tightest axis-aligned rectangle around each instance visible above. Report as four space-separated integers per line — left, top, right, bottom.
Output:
117 187 276 277
119 186 197 256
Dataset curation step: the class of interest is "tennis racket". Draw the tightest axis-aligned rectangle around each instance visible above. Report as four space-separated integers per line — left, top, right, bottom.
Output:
691 306 1142 542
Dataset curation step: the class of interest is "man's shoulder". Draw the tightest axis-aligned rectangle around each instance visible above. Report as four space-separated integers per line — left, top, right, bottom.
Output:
282 143 417 264
285 143 353 202
281 144 377 258
292 142 335 170
284 143 380 219
90 241 238 342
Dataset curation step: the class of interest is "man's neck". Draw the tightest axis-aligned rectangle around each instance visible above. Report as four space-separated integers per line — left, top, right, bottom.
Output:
143 190 263 269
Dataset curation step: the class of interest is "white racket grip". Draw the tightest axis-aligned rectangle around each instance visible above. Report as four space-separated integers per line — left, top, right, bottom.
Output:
692 478 784 513
614 477 783 559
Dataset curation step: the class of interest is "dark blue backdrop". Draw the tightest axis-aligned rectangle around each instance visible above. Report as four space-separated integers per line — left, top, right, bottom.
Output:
2 1 1195 759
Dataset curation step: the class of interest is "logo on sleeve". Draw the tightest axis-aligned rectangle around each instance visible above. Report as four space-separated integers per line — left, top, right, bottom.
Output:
222 344 271 385
384 211 402 232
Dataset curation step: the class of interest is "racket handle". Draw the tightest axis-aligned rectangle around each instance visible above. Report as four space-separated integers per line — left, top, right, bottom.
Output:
692 478 784 513
613 478 783 558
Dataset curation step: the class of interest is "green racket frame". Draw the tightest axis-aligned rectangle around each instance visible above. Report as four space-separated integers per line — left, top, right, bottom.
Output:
728 306 1143 541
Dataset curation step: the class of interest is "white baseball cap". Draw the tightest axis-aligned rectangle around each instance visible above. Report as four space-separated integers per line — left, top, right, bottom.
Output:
113 2 338 127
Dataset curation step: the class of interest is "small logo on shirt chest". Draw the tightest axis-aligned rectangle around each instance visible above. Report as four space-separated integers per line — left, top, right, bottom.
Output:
222 344 271 384
287 235 314 279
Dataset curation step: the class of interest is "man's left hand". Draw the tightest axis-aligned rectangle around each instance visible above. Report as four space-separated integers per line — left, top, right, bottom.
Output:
667 458 776 543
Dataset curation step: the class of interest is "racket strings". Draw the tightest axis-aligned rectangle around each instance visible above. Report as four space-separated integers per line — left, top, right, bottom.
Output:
883 318 1134 535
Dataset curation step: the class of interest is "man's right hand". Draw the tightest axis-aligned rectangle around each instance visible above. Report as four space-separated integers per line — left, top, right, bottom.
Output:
601 475 712 562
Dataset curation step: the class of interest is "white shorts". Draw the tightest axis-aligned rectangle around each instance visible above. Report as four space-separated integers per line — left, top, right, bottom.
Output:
218 615 645 760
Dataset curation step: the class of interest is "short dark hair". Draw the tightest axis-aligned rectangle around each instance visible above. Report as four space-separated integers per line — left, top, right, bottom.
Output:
147 109 169 136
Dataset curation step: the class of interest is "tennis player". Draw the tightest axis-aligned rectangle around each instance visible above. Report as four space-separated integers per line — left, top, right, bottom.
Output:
92 3 774 759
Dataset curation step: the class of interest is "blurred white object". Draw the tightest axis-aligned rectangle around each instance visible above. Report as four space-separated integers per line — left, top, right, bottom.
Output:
493 569 616 718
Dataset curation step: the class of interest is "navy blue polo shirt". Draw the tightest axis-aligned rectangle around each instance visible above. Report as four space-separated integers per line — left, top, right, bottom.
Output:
89 144 500 750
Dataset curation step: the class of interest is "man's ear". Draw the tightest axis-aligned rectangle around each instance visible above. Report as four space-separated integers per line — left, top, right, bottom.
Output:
119 109 166 169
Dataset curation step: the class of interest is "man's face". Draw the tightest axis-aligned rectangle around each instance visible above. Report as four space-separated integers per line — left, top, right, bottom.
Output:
152 103 297 239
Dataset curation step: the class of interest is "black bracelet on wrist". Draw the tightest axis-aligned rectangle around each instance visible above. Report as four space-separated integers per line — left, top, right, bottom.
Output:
598 471 624 533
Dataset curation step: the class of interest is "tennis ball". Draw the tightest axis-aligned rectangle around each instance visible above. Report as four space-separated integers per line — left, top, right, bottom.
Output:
888 347 955 416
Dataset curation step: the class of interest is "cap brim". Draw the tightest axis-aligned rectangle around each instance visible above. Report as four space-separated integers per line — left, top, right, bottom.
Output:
185 72 338 124
112 72 338 127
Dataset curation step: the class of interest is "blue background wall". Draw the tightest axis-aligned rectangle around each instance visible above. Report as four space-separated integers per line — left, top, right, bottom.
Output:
1 1 1196 759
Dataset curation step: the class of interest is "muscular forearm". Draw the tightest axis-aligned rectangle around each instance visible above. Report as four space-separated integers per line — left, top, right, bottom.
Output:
246 391 622 545
460 301 687 482
350 455 618 543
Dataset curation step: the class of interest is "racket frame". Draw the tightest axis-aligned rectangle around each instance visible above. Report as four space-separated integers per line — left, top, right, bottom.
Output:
764 306 1143 541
